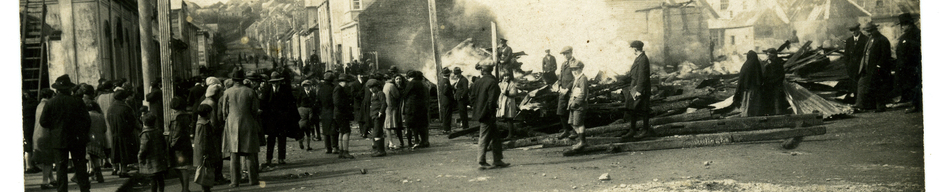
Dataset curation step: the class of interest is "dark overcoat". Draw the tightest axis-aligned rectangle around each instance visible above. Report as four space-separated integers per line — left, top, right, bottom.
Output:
40 93 91 149
470 74 500 122
318 82 336 135
401 79 429 128
107 100 139 164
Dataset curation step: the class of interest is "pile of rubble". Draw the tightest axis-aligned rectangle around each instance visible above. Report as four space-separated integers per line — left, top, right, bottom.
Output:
445 40 855 156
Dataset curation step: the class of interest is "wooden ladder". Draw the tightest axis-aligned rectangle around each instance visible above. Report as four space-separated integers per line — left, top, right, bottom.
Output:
21 0 48 98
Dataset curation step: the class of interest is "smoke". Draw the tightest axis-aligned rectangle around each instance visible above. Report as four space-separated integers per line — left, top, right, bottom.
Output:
469 0 636 79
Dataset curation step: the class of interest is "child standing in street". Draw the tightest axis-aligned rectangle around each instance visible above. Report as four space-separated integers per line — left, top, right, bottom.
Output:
139 114 169 192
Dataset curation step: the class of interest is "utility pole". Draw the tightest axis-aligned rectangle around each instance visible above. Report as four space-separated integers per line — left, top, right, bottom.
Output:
157 0 174 131
427 0 444 123
138 0 156 106
491 22 498 78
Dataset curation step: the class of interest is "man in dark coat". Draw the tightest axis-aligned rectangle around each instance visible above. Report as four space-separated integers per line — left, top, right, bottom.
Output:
844 23 868 100
470 63 509 170
762 48 788 116
263 72 300 165
453 67 471 130
893 13 921 113
318 73 339 154
855 22 893 112
438 68 456 134
145 81 164 130
542 49 558 85
40 75 92 192
334 75 356 158
622 41 653 139
353 75 370 138
556 46 578 140
402 71 430 148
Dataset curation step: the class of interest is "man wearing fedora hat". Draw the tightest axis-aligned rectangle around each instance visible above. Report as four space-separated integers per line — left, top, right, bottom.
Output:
893 13 921 113
453 67 471 130
40 74 92 192
318 72 340 154
855 21 893 112
219 70 262 186
262 71 301 166
844 23 868 101
439 68 456 134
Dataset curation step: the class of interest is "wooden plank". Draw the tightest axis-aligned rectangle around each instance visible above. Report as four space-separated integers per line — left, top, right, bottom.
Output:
562 126 827 156
539 137 624 148
652 113 824 136
504 110 716 149
447 126 480 139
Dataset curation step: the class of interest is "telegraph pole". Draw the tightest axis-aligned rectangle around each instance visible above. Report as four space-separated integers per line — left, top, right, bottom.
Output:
138 0 155 103
491 22 498 78
427 0 444 123
157 0 174 131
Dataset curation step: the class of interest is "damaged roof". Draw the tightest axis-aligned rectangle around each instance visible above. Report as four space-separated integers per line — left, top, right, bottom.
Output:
788 0 871 22
707 0 791 29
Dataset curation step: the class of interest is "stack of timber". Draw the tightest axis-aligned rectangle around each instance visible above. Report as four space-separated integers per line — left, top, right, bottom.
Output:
502 109 716 149
562 113 827 156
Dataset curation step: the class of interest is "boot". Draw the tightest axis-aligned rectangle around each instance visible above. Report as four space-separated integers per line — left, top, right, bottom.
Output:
620 128 637 140
556 128 571 140
298 138 305 150
343 150 355 159
93 167 104 183
371 139 387 157
571 134 587 150
338 150 346 159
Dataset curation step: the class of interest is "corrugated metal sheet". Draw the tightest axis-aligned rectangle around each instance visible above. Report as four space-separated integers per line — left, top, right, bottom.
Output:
783 81 852 118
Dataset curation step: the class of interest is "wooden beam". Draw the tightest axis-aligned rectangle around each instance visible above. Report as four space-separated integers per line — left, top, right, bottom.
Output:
562 126 827 156
540 137 624 148
504 110 715 149
652 113 824 136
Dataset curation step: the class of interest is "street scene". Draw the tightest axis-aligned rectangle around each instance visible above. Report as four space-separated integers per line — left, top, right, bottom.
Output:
19 0 923 191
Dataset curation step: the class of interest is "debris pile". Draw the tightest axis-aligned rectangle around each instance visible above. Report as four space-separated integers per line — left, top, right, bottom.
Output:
444 40 858 156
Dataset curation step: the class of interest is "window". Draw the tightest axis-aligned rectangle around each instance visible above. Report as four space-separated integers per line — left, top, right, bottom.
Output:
875 0 884 7
351 0 362 10
720 0 729 10
730 35 735 45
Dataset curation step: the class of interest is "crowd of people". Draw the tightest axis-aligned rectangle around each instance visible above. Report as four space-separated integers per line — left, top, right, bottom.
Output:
21 13 919 192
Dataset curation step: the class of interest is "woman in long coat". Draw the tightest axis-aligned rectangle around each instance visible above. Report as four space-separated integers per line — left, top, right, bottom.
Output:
401 71 430 148
219 78 262 186
194 85 222 191
734 51 764 117
383 75 405 149
32 89 55 188
86 102 107 183
107 90 140 177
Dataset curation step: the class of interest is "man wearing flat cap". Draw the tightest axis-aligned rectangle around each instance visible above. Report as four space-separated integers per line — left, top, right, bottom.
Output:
470 62 510 169
556 46 581 140
497 38 513 67
40 74 92 192
543 49 558 85
855 22 893 112
567 61 589 150
762 48 787 115
893 13 921 113
621 41 652 139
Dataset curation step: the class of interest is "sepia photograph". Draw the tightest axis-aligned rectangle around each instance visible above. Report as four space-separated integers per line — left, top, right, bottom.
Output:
13 0 929 191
